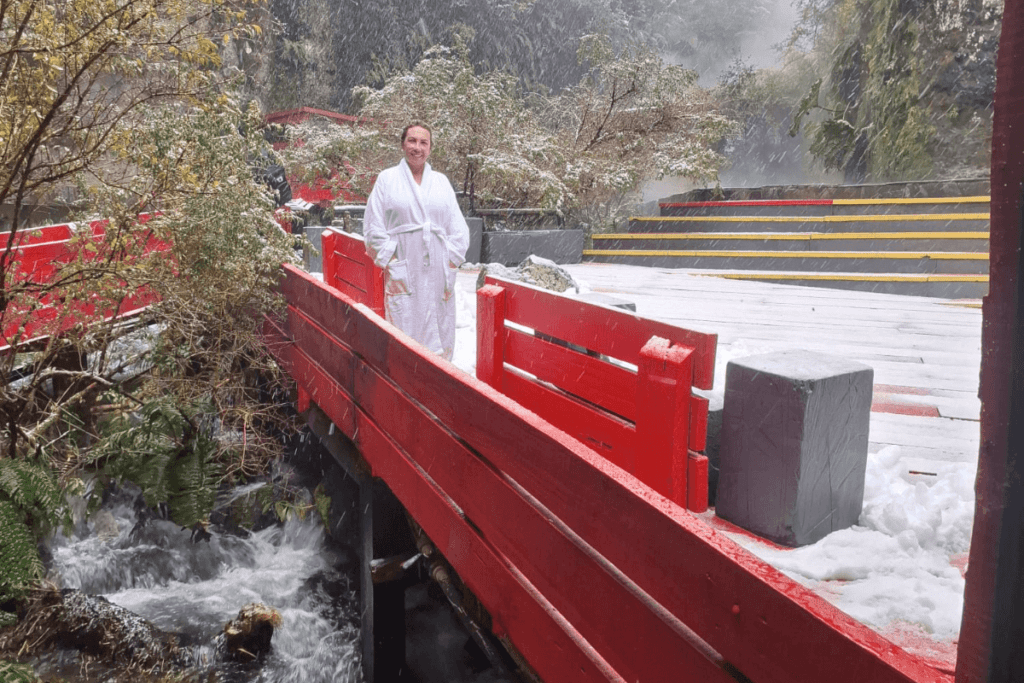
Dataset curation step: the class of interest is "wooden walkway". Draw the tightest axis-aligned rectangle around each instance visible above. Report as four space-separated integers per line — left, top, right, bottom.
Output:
557 263 981 469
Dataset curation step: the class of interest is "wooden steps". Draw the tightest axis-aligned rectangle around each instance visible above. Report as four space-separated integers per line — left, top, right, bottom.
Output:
659 196 990 216
584 196 991 298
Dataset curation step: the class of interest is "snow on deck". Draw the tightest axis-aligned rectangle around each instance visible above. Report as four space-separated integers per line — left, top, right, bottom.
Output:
451 262 979 673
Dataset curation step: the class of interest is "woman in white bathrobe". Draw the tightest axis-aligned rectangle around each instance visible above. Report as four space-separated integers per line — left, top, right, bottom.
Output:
363 124 470 361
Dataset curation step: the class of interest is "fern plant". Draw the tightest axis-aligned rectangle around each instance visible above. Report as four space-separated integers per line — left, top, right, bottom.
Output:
90 398 221 529
0 660 39 683
0 457 69 611
0 500 44 608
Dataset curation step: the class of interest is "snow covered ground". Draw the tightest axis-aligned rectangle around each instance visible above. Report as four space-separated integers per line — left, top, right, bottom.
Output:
449 263 979 672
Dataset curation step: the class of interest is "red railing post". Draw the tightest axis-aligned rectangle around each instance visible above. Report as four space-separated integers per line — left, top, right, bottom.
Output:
636 336 694 509
321 229 338 290
687 453 708 513
688 394 710 512
476 284 506 390
368 260 385 318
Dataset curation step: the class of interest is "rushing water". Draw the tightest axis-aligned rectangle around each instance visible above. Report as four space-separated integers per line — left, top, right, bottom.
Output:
45 487 362 682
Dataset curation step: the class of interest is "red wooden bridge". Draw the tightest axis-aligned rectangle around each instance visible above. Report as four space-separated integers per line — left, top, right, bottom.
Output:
5 4 1022 679
265 228 952 683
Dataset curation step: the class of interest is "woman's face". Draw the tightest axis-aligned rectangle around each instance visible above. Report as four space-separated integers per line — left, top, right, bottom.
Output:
402 126 431 172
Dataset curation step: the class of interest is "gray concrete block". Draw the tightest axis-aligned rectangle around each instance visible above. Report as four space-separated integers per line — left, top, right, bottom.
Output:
715 350 873 547
465 217 483 264
303 225 327 273
481 230 584 266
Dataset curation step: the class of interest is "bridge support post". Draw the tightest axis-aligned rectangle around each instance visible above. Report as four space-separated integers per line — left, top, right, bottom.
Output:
303 403 416 682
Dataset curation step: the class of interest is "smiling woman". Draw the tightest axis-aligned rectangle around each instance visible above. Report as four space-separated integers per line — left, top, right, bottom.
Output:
362 124 470 361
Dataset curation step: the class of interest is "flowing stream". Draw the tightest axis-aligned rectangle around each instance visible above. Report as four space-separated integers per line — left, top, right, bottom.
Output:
43 486 362 682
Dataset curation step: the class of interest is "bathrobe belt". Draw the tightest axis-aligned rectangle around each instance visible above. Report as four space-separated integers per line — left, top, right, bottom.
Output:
390 222 445 265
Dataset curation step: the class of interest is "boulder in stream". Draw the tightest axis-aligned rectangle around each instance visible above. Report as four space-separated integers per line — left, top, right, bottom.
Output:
219 602 282 662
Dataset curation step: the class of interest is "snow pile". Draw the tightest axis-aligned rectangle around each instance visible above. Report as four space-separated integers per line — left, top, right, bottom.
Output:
722 445 972 641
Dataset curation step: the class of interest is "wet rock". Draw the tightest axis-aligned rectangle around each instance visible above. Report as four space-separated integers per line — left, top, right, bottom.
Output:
0 587 187 673
474 262 519 289
1 590 285 678
218 602 282 662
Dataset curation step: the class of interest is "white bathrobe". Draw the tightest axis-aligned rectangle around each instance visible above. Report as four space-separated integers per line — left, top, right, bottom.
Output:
363 159 470 361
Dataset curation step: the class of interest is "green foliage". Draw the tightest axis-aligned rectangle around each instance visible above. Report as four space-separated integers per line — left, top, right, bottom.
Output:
860 0 934 179
0 0 298 633
90 399 221 529
785 0 998 182
313 484 331 531
0 457 70 604
0 660 39 683
0 500 43 605
0 458 68 538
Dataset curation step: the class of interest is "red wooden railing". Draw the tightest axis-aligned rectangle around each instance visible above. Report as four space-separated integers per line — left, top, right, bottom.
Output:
281 234 950 683
1 222 76 250
477 277 715 511
1 217 165 350
268 263 949 683
321 229 385 318
321 227 716 510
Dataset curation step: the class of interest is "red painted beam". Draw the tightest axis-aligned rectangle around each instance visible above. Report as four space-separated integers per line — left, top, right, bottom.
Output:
0 223 74 249
320 229 385 317
475 284 505 390
636 337 693 507
504 326 637 420
956 0 1024 681
501 366 636 471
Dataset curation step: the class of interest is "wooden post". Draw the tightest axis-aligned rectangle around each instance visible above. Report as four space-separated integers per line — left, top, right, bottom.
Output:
296 385 311 414
636 337 693 508
956 1 1024 680
368 260 385 318
321 229 338 291
301 404 382 682
688 395 710 512
687 452 709 513
476 284 506 390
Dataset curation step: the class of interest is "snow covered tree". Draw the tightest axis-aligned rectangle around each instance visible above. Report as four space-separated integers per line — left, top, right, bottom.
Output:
280 31 733 231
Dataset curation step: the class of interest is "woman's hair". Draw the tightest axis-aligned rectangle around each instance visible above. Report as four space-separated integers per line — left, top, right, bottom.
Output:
401 123 432 144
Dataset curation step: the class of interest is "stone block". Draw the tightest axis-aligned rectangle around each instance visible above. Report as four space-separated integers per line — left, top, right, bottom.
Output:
465 217 483 264
715 350 873 547
481 229 584 266
303 225 327 273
